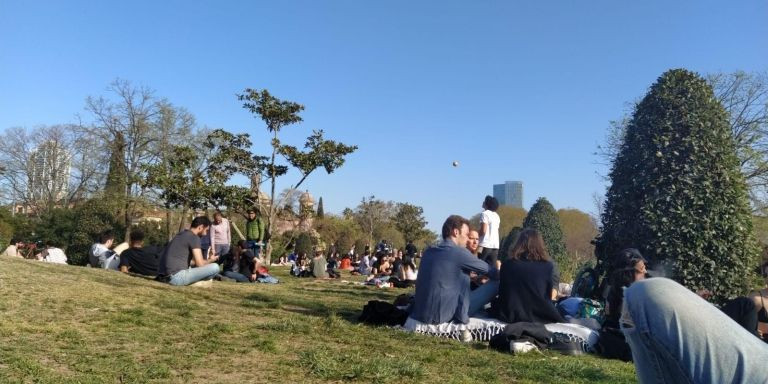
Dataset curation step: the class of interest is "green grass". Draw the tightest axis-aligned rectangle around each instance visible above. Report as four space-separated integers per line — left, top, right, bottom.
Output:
0 256 636 383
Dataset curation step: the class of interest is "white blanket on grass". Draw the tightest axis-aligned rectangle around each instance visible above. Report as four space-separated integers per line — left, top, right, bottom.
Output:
402 316 599 353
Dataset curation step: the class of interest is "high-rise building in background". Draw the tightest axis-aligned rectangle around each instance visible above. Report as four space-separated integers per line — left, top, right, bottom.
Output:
29 141 71 202
493 180 523 208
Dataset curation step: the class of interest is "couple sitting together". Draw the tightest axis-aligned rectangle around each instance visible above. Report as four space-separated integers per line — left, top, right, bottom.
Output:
406 215 561 331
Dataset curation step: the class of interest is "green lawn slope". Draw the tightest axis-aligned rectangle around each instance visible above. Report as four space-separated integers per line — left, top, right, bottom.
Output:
0 256 636 383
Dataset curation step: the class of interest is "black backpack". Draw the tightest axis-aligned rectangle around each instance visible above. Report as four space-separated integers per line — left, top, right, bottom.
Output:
358 300 408 326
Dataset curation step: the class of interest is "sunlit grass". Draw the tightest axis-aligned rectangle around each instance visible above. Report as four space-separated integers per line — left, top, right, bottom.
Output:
0 256 636 383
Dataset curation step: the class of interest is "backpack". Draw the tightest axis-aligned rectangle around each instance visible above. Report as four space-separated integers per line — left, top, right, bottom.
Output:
571 266 600 299
358 300 408 326
577 299 604 323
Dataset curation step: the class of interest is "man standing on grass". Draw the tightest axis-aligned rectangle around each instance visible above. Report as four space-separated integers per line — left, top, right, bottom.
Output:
245 208 266 256
478 196 501 271
157 216 220 286
407 215 490 327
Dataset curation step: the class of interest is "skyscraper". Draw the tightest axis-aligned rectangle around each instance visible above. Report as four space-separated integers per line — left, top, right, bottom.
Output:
493 181 523 208
29 140 71 202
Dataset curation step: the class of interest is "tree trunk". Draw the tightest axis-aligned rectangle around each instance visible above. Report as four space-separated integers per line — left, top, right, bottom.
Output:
166 205 173 241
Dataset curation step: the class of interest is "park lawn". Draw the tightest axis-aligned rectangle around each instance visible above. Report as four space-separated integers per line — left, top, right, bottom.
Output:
0 256 636 384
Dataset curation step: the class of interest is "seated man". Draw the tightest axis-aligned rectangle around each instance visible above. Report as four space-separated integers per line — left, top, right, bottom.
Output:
157 216 220 286
309 246 329 279
89 230 117 269
119 230 160 276
407 215 491 326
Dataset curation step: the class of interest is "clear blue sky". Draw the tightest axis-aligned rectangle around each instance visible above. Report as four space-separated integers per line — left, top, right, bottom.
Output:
1 1 766 232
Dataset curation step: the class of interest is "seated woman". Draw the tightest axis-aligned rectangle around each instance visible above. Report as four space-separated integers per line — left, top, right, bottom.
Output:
391 259 418 288
492 228 564 324
598 248 648 361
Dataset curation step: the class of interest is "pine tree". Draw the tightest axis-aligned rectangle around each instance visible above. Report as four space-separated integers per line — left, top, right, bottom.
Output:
596 68 759 301
317 196 325 218
523 197 567 265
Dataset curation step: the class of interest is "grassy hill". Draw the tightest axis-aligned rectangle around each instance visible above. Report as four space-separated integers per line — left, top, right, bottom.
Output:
0 256 636 383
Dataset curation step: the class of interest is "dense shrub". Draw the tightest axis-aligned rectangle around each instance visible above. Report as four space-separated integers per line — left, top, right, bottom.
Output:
596 69 760 301
523 197 573 281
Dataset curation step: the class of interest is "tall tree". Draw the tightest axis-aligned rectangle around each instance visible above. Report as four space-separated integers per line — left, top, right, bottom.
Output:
237 89 357 263
0 125 101 215
557 208 598 266
351 196 396 247
316 196 325 218
392 202 429 243
597 70 768 211
523 197 567 265
83 79 197 240
596 69 760 302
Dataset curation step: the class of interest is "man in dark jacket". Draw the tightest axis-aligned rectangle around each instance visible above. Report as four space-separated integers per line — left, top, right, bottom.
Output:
408 215 491 325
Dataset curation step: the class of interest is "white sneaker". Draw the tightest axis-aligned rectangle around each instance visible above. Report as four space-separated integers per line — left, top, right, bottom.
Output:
511 341 538 354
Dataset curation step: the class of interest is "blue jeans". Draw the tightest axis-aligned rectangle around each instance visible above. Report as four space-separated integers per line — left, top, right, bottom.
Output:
169 264 220 286
468 279 499 317
622 278 768 384
223 270 251 283
246 241 262 256
214 244 231 258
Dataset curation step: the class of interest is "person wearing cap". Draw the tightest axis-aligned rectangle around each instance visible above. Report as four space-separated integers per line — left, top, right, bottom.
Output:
309 245 329 279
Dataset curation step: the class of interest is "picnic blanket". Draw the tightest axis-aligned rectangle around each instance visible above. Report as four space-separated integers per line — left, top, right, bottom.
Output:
402 315 599 353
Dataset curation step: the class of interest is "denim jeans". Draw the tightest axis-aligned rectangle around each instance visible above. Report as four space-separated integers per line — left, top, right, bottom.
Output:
223 270 251 283
169 264 220 286
468 279 499 317
622 278 768 384
214 244 231 258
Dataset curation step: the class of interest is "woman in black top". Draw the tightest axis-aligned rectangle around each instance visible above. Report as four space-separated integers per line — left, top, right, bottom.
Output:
494 229 564 324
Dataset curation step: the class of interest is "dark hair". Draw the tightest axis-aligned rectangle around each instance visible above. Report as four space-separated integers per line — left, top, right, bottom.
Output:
129 230 145 244
99 230 114 244
483 195 499 211
508 228 550 262
45 239 56 247
237 240 248 249
441 215 470 240
214 210 224 217
761 260 768 278
191 216 211 228
606 249 647 325
10 237 20 245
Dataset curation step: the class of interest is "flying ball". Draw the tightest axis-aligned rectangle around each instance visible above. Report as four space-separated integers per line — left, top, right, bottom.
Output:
452 161 459 167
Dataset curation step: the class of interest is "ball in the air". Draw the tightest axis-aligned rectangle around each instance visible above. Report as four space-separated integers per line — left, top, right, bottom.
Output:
452 161 459 167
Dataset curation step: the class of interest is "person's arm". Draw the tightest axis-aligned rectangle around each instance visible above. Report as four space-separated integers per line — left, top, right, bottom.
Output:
191 248 217 267
460 250 489 274
225 219 231 245
257 218 265 242
479 212 489 238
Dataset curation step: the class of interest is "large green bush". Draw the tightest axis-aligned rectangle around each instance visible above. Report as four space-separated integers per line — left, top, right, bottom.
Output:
596 69 760 301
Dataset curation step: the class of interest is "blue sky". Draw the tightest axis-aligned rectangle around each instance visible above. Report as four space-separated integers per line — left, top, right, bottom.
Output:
1 1 766 232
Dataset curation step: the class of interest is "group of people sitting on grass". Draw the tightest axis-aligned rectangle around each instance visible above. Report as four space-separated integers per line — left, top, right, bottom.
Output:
401 212 768 383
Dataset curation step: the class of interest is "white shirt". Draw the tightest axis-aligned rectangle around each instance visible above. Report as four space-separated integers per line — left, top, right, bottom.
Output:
479 209 501 249
2 244 19 257
43 247 68 264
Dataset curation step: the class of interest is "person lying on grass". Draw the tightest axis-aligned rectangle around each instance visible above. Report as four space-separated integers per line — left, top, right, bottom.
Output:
119 230 160 277
156 216 220 286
